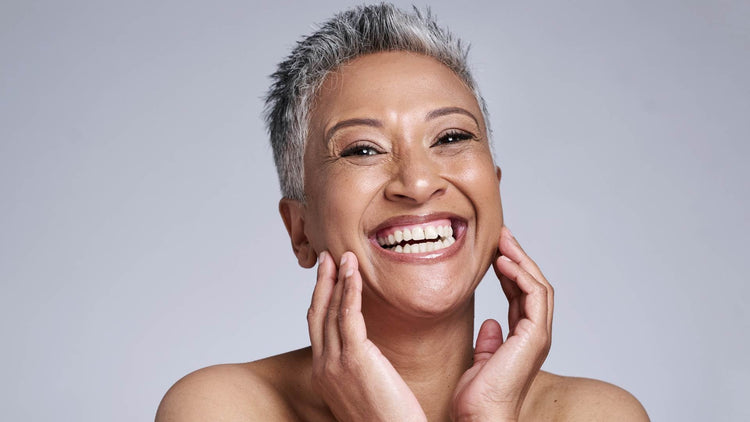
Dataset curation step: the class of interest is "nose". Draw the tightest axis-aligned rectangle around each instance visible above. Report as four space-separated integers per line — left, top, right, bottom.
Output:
384 150 447 204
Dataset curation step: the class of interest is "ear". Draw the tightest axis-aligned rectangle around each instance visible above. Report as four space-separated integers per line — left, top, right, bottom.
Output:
495 165 505 222
279 198 317 268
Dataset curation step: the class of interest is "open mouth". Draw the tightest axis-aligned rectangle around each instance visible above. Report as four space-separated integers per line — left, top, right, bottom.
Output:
374 218 461 254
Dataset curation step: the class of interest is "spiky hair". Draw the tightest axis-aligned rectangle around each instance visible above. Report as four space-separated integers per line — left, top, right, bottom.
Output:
264 3 489 200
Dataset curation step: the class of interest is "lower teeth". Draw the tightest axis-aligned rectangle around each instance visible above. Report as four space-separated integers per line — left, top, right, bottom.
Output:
390 236 455 253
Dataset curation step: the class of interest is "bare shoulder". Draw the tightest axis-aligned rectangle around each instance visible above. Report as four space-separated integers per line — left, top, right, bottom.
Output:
524 371 650 421
155 348 314 422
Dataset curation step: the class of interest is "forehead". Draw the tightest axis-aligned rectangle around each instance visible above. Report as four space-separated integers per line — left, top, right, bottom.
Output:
308 51 484 135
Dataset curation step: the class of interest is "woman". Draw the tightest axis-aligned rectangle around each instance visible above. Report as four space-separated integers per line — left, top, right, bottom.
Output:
157 4 648 421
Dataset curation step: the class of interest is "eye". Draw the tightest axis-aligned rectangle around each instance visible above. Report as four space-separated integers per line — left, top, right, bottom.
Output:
433 130 475 146
340 142 382 157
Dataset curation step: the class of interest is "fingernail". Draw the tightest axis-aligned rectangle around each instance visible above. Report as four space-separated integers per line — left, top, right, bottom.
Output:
500 255 512 262
340 254 348 267
318 251 327 265
345 267 354 278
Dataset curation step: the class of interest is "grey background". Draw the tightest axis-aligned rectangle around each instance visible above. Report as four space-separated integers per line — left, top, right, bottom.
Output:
1 0 748 420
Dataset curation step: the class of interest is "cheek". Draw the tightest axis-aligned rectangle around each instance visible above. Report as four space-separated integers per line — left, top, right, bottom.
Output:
321 166 385 213
448 152 503 240
447 152 500 202
307 167 384 254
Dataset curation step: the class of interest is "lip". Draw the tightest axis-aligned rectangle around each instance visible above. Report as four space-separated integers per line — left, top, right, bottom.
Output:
368 212 467 263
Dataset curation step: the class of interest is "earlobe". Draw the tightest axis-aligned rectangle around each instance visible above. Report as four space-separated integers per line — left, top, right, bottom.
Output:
278 198 317 268
495 166 502 182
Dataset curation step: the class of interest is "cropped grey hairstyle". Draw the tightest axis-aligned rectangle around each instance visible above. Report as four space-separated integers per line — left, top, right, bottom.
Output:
264 3 490 200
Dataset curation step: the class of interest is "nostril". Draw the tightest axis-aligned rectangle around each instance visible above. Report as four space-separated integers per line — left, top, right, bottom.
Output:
383 158 448 203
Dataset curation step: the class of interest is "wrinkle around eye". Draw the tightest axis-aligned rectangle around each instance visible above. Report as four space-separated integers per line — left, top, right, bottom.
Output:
429 127 482 154
319 142 387 167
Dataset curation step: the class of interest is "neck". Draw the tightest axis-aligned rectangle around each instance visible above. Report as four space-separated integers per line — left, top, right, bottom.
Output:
363 295 476 422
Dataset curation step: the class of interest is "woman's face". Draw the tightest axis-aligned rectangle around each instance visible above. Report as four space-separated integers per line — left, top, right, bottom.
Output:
287 51 503 317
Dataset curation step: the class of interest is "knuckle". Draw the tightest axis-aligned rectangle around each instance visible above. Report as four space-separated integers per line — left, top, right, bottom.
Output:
338 306 351 323
533 327 552 350
528 331 547 350
479 386 513 405
325 363 341 378
535 336 552 357
343 283 361 297
338 352 358 371
532 282 548 296
325 312 339 328
337 311 345 324
326 306 339 320
306 306 317 321
315 360 340 380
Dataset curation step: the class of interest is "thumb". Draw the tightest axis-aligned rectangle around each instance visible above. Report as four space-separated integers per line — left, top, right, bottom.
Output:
474 319 503 365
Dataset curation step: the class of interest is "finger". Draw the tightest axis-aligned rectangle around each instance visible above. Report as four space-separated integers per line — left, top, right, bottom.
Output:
338 253 367 349
493 268 522 335
474 319 504 365
507 290 522 334
494 260 521 302
499 227 547 286
308 251 336 358
494 255 548 331
322 253 348 355
499 227 554 333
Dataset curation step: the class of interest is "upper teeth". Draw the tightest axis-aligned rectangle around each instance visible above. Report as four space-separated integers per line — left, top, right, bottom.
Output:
377 224 455 253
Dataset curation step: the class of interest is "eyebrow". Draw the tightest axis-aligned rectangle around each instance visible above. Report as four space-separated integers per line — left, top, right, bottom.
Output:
324 107 481 141
425 106 480 128
325 118 383 142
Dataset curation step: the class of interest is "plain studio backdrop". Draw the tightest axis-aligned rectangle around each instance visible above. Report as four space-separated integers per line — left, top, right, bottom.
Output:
1 0 748 420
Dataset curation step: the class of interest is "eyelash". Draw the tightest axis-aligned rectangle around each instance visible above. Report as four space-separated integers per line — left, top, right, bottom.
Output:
339 130 476 157
433 130 475 146
340 142 382 157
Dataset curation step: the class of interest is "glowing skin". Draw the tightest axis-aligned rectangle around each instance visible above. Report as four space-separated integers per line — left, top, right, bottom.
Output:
158 50 649 422
282 51 503 320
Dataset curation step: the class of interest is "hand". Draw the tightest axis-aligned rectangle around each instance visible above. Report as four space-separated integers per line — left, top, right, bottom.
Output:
452 227 554 421
307 251 427 422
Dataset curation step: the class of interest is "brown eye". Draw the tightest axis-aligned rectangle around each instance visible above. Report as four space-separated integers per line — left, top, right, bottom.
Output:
341 143 382 157
433 130 474 146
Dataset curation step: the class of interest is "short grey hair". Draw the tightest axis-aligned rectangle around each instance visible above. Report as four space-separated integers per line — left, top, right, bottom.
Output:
264 3 490 200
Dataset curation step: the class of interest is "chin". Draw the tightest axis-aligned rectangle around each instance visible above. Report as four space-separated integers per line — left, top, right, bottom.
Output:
375 270 482 319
